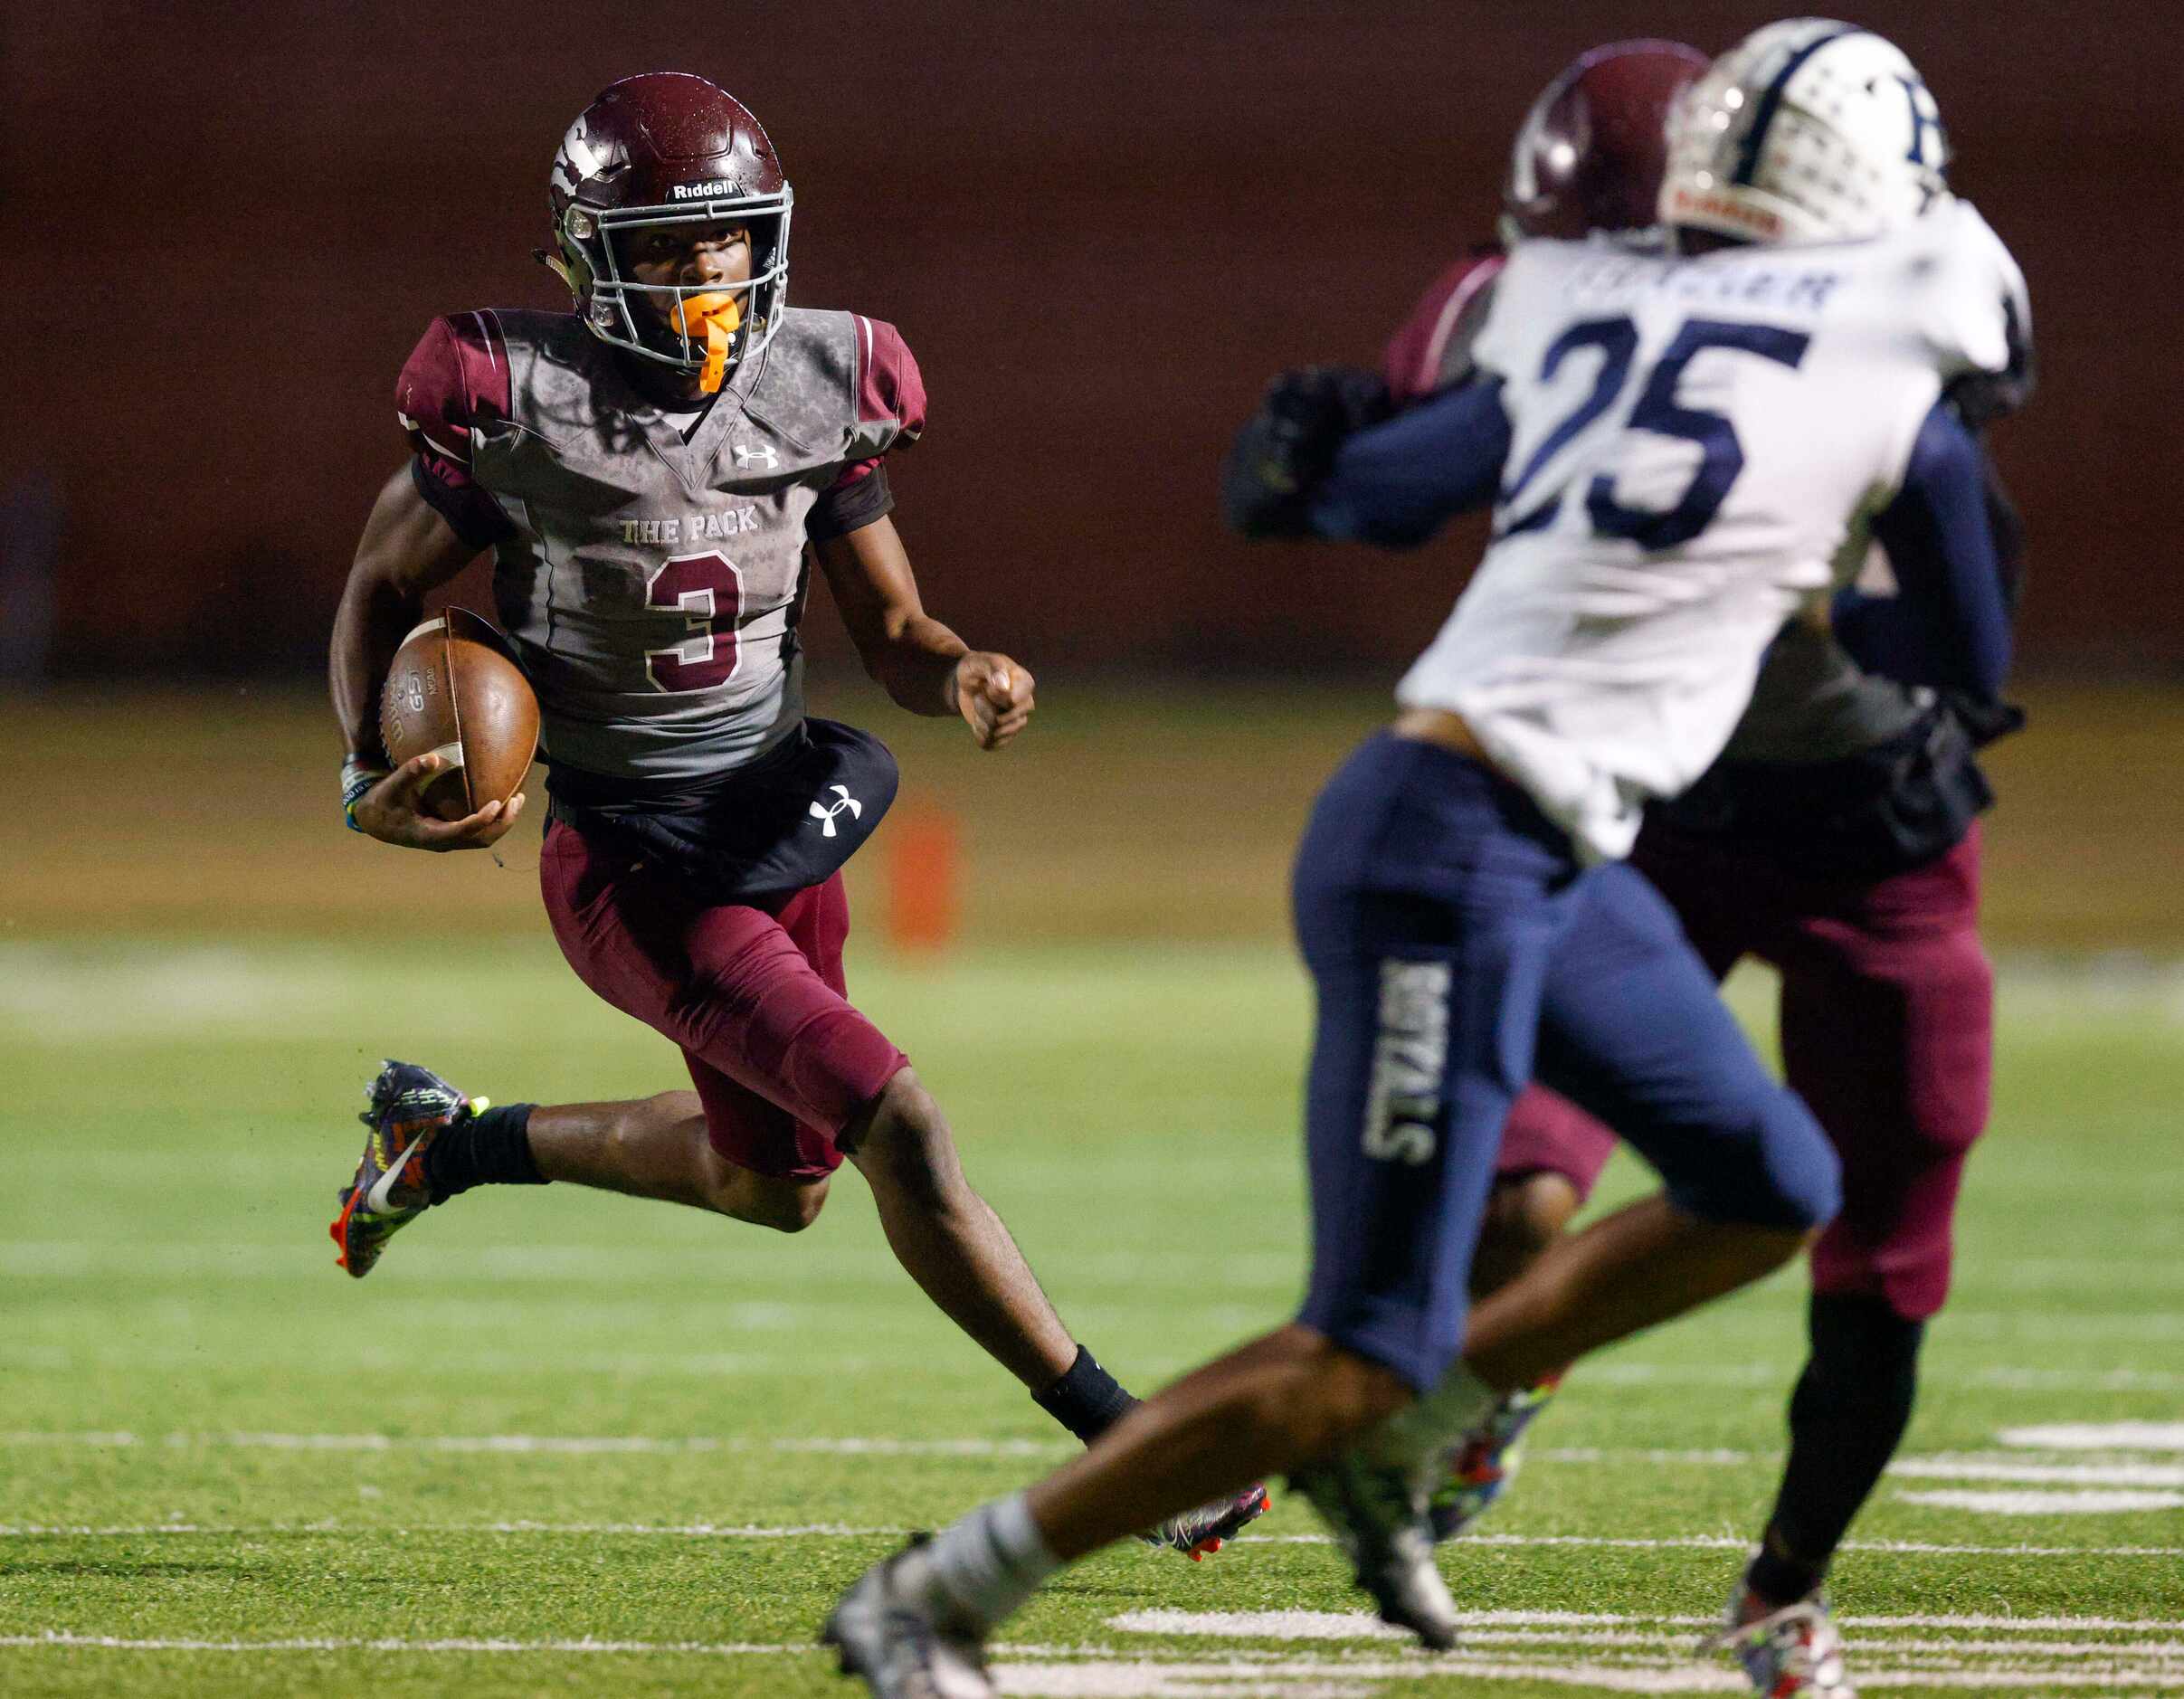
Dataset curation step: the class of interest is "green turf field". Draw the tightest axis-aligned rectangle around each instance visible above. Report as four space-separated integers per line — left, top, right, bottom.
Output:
3 936 2180 1696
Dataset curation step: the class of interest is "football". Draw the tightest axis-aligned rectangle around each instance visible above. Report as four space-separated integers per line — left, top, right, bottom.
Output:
378 608 540 822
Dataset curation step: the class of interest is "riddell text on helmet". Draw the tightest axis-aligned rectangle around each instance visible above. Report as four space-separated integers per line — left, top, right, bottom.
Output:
1666 185 1786 238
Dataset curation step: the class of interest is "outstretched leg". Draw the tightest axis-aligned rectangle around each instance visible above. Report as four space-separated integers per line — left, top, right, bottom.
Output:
533 831 1268 1543
822 738 1838 1688
328 1069 828 1277
840 1068 1075 1390
521 1089 829 1231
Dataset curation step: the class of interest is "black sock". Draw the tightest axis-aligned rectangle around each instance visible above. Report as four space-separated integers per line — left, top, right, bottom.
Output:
423 1102 545 1202
1748 1292 1924 1606
1030 1346 1139 1444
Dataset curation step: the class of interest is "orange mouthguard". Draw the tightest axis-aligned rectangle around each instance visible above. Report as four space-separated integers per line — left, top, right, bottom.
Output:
669 291 744 394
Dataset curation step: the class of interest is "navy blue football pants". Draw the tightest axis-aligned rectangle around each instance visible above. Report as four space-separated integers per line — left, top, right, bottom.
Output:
1292 734 1842 1391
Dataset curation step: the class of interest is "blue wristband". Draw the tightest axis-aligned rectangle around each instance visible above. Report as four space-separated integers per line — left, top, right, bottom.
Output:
342 756 389 832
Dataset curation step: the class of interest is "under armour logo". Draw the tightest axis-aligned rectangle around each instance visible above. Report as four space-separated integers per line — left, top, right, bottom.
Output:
808 784 862 838
733 441 781 470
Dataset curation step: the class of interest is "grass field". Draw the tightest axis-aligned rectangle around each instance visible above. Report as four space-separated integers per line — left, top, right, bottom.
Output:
4 929 2181 1696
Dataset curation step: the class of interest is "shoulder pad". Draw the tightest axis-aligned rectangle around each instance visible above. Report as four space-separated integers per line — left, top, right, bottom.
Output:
1383 250 1505 402
1907 200 2033 406
395 312 515 466
854 316 926 446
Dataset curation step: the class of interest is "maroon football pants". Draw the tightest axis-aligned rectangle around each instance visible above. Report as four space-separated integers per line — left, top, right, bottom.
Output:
540 820 909 1181
1496 822 1992 1322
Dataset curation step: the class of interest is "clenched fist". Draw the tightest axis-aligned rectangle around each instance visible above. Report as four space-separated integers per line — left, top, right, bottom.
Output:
951 652 1036 751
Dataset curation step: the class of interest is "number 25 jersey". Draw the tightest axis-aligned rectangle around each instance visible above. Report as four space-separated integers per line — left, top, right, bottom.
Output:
1397 197 2027 860
396 306 924 784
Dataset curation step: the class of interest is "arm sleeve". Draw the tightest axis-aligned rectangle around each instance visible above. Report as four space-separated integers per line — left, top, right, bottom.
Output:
1306 376 1513 548
395 316 516 551
808 461 895 540
1832 400 2011 700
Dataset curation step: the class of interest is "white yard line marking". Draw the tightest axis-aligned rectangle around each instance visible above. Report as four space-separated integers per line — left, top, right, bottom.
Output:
1534 1447 1761 1466
1570 1362 2184 1393
0 1631 809 1655
1109 1610 1406 1642
5 1630 2183 1694
0 1522 903 1538
0 1429 1067 1457
1403 1531 2184 1559
1971 1368 2184 1391
1894 1457 2184 1487
14 1429 2176 1483
997 1668 1385 1697
1895 1488 2184 1515
1110 1608 2184 1639
7 1340 2180 1391
6 1522 2182 1561
1852 1616 2184 1632
1111 1621 2184 1656
2000 1423 2184 1452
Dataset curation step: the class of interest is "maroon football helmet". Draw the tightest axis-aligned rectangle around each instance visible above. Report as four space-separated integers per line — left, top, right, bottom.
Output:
546 72 792 377
1500 41 1708 243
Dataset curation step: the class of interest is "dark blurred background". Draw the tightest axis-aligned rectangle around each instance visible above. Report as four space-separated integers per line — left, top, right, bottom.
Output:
3 0 2176 685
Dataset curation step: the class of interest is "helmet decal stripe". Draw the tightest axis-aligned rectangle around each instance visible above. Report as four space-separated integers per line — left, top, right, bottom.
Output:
1732 24 1866 186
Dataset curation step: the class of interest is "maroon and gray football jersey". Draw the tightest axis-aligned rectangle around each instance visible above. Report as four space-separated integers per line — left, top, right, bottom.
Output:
397 307 924 782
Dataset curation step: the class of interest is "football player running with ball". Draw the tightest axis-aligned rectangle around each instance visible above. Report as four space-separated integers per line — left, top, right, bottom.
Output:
823 19 2024 1697
1270 28 2030 1697
328 72 1265 1557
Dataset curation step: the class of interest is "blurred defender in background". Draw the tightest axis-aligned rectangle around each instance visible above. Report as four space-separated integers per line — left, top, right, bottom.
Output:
325 71 1265 1557
822 18 2034 1695
1239 25 2031 1699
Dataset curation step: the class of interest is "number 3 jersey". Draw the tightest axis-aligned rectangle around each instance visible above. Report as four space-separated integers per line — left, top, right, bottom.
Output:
396 306 925 783
1394 197 2027 860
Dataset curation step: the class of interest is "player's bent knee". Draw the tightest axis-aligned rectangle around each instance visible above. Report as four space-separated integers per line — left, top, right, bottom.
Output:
1673 1091 1842 1233
1470 1172 1581 1297
842 1069 965 1206
1494 1172 1581 1257
720 1172 831 1233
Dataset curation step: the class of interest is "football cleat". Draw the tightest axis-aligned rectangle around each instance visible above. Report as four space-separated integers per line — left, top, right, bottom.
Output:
1290 1453 1459 1650
821 1534 995 1699
1426 1375 1561 1543
1141 1483 1272 1561
328 1060 484 1280
1703 1582 1857 1698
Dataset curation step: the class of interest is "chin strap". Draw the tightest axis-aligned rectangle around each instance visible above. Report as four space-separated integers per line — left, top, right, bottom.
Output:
534 248 580 299
669 291 744 394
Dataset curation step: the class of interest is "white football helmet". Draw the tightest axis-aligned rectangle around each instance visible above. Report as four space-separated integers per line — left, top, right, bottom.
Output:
1659 19 1951 245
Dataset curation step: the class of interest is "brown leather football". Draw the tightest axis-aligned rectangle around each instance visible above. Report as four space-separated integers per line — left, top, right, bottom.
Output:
379 608 540 823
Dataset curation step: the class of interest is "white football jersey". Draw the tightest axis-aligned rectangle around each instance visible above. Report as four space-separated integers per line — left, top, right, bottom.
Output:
1396 196 2027 860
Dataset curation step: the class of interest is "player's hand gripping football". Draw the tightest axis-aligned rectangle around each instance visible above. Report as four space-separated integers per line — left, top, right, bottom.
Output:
351 752 527 851
953 652 1035 751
